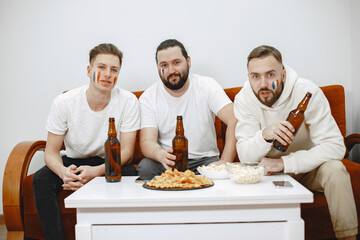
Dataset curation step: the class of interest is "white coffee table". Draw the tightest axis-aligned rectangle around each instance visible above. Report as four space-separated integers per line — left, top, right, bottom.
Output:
65 174 313 240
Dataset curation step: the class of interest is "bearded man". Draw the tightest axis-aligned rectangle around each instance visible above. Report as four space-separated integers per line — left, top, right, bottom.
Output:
137 39 237 179
234 45 357 240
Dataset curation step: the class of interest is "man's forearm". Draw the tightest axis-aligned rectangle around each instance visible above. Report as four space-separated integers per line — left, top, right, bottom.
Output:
44 153 67 179
220 122 237 162
121 148 134 165
236 129 272 163
140 140 164 163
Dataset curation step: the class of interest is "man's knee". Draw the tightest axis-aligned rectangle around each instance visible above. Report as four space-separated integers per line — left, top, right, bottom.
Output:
122 164 138 176
137 158 152 171
33 166 61 193
137 158 163 179
319 160 349 185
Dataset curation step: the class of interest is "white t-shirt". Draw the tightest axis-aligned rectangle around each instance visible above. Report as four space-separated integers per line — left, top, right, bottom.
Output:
46 85 140 159
140 74 231 159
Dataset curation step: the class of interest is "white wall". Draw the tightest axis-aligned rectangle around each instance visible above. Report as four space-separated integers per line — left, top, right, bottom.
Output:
0 0 359 214
350 0 360 160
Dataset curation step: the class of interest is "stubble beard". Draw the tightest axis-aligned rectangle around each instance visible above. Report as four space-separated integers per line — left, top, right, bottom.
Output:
161 65 189 91
255 78 283 107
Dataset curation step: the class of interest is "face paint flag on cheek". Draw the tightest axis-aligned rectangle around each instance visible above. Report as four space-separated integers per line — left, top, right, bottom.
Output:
97 71 101 83
161 69 165 75
92 71 96 82
272 79 279 90
113 76 117 85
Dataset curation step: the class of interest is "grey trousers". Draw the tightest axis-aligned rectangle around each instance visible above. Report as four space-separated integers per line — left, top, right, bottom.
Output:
137 156 220 179
291 160 358 238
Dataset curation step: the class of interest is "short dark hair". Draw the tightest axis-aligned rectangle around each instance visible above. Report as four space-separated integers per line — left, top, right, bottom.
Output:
247 45 283 67
89 43 123 66
155 39 188 63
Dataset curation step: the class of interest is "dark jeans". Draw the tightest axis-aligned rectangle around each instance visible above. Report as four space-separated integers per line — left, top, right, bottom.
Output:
33 155 137 240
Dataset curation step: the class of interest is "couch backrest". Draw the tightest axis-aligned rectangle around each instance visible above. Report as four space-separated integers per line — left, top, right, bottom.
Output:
319 85 346 137
131 85 346 164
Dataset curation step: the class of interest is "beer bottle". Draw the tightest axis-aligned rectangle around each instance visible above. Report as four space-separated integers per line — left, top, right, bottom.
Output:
273 92 312 152
104 117 122 182
172 116 189 171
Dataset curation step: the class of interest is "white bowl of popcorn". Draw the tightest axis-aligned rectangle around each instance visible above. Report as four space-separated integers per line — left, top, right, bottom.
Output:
226 162 264 184
197 164 229 179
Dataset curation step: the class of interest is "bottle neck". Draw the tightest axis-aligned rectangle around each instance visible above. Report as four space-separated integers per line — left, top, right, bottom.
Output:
175 119 184 136
297 92 312 112
108 121 117 138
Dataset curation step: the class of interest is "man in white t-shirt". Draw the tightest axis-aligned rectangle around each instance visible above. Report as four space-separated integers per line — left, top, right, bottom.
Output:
234 45 357 240
137 39 237 179
33 43 140 240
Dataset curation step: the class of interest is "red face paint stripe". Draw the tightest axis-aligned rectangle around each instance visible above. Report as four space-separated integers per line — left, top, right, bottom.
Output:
114 76 117 85
97 72 101 83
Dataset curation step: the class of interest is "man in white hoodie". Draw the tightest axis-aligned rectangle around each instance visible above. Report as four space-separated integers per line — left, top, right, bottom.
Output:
234 45 357 240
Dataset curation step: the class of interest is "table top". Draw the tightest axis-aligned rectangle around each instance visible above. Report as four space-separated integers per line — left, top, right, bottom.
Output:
65 174 313 209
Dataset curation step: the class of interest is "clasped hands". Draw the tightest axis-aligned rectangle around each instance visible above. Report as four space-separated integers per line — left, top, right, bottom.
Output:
61 165 98 191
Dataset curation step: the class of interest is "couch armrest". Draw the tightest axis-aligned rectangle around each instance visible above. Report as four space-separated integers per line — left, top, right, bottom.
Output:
2 140 46 236
345 134 360 153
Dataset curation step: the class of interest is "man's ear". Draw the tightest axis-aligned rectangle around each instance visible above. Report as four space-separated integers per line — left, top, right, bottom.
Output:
87 65 91 78
282 67 286 82
187 56 191 68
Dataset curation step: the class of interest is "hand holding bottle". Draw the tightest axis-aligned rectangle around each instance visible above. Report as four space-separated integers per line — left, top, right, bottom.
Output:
262 120 295 145
158 147 176 170
273 92 312 152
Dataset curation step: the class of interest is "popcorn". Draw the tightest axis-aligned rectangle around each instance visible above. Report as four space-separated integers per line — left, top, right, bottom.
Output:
198 164 226 172
227 164 264 184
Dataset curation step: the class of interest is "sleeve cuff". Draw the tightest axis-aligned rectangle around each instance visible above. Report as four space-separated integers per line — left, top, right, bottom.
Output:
256 129 273 152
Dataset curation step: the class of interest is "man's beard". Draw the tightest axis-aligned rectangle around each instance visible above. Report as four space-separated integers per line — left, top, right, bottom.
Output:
255 78 284 107
161 66 189 90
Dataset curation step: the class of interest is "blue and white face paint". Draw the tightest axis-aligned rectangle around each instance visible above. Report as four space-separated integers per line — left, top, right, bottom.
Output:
272 79 279 90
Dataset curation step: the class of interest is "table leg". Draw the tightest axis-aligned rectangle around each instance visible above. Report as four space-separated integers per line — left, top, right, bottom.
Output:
75 224 92 240
286 220 304 240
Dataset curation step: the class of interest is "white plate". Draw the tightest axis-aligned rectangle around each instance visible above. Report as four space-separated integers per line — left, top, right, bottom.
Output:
197 168 229 179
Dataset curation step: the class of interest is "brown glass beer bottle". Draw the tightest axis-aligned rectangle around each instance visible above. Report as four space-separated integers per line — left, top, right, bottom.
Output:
104 117 122 182
273 92 312 152
172 116 189 171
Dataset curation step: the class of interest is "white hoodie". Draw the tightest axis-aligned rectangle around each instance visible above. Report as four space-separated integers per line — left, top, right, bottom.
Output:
234 65 345 174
